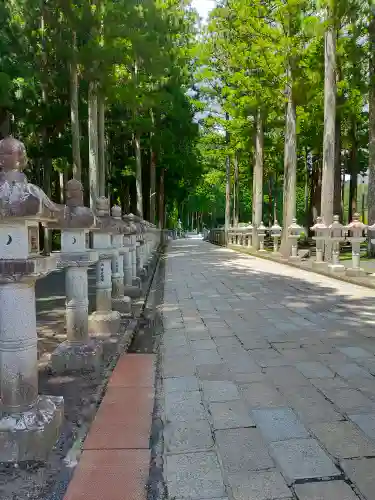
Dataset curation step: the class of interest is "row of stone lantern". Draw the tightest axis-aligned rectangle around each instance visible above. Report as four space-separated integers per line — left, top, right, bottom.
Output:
224 212 370 276
0 137 160 463
311 213 369 276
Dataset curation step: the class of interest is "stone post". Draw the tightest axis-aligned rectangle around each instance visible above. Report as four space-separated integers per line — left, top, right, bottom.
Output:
311 217 328 270
0 136 63 462
51 179 101 373
127 213 141 287
327 215 345 273
345 213 367 277
123 214 141 294
257 222 267 252
88 197 121 339
247 223 253 248
288 218 302 260
270 220 282 254
111 205 132 314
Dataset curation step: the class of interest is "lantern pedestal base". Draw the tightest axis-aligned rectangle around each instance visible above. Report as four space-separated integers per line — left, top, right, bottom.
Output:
89 310 121 339
51 339 102 374
328 264 345 274
288 255 301 262
0 395 64 463
112 296 132 315
346 267 366 277
124 285 142 298
312 261 328 271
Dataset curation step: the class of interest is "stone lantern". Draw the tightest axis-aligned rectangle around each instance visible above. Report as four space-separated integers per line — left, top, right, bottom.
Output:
311 216 328 269
288 218 303 260
257 221 267 252
270 220 282 254
123 213 141 298
111 205 132 314
0 136 64 462
127 213 142 287
88 197 121 340
328 215 345 273
50 178 101 374
345 213 367 276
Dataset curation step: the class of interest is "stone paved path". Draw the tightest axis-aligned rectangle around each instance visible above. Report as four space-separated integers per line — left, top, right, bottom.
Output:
161 239 375 500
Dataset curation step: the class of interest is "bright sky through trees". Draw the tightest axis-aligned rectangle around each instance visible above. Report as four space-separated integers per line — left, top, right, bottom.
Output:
191 0 215 22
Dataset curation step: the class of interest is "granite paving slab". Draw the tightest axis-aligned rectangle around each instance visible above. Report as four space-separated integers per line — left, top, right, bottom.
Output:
349 413 375 439
309 421 375 459
215 428 274 474
294 481 360 500
209 400 255 430
341 458 375 500
252 407 310 442
201 381 240 402
227 470 292 500
269 438 341 484
164 419 214 453
165 452 226 500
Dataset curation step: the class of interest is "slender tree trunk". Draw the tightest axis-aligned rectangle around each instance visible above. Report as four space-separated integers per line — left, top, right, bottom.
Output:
88 81 98 208
321 20 336 226
134 132 143 217
158 167 165 229
368 8 375 253
98 95 106 197
150 110 156 224
348 118 358 222
70 31 81 181
334 56 342 217
252 108 264 249
304 149 309 230
0 109 10 139
233 152 239 226
224 113 230 243
280 71 297 257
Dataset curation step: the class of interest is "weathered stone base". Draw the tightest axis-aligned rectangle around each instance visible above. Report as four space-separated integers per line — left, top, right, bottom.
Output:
312 261 328 271
112 296 132 315
0 395 64 463
346 267 366 277
89 310 121 339
124 285 142 298
329 264 346 273
288 256 301 262
50 339 102 374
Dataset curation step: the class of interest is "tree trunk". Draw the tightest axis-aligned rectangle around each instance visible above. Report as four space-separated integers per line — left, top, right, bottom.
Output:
321 20 336 227
224 113 230 243
158 167 165 240
233 152 239 226
134 132 143 218
252 108 264 249
98 95 106 197
150 110 156 224
348 118 358 223
70 31 81 181
88 81 98 208
368 8 375 253
334 54 342 217
280 71 297 257
0 109 10 139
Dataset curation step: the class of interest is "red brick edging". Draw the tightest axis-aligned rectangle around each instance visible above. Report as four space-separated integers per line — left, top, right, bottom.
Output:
63 354 156 500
